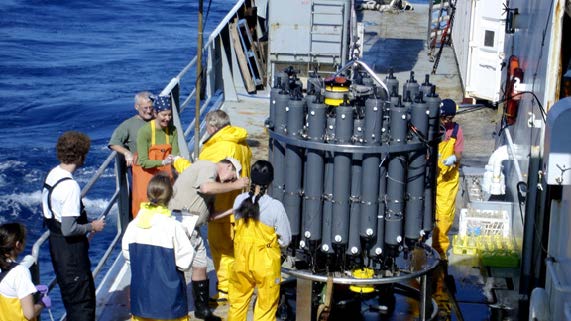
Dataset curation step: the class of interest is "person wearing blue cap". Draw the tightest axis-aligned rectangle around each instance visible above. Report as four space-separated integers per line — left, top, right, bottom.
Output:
132 95 180 218
432 98 464 261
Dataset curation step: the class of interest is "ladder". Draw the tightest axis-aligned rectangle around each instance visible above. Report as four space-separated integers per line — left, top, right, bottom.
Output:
309 0 346 72
431 0 456 74
426 0 453 60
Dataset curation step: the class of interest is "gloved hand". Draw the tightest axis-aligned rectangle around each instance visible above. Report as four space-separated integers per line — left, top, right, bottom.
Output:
35 285 51 308
125 151 134 167
161 155 174 166
443 155 457 166
41 294 52 309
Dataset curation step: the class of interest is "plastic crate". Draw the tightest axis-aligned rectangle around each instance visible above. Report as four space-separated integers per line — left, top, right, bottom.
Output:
478 235 520 268
452 235 479 256
458 208 511 237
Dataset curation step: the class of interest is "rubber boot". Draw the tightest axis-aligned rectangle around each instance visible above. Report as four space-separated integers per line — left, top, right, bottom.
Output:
192 279 222 321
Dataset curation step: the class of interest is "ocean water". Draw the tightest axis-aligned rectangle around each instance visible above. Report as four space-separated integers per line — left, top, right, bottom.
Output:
0 0 230 318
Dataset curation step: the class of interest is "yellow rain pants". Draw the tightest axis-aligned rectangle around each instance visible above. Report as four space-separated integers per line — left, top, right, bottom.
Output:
199 125 252 297
228 220 281 321
432 135 459 260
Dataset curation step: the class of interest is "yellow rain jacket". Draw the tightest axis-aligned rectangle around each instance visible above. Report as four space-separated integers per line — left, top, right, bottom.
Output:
433 124 460 260
228 219 281 321
174 124 252 297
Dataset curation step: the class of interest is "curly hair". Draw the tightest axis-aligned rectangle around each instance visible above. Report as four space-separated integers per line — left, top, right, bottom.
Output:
0 222 26 270
56 131 91 165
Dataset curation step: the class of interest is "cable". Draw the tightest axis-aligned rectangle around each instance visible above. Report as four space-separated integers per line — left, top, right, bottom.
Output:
203 0 213 26
495 90 547 137
456 105 489 115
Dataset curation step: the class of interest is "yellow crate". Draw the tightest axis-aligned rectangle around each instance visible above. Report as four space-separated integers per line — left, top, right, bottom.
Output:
478 235 520 268
477 235 516 252
452 235 479 256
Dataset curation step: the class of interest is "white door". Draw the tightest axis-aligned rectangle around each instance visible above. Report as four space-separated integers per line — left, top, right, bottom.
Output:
465 0 506 102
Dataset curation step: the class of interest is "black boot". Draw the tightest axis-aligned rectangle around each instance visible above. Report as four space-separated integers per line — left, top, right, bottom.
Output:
192 279 222 321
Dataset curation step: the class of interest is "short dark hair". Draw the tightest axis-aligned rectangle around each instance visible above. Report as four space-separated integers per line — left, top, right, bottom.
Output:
0 222 26 270
56 131 91 165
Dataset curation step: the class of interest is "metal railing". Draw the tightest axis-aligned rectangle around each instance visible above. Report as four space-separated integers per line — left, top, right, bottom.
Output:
29 0 256 319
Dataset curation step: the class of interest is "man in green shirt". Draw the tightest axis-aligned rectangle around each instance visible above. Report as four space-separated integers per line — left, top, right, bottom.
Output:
108 91 154 166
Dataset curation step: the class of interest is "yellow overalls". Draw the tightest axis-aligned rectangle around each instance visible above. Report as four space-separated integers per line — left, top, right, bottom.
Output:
228 219 281 321
201 126 251 299
432 124 460 260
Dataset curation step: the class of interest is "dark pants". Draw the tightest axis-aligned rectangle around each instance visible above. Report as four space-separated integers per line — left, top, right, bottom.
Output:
49 233 96 321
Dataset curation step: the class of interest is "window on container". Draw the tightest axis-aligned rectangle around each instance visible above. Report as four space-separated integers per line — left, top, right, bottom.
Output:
484 30 495 47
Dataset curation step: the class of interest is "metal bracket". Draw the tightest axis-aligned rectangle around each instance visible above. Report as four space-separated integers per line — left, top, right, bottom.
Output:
527 112 543 128
513 77 532 92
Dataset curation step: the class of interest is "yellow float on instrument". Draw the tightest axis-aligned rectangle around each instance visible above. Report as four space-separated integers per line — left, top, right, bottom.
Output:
324 76 351 106
349 267 375 293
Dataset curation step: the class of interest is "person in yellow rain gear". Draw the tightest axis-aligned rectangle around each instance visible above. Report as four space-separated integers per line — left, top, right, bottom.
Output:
432 98 464 261
173 110 252 302
211 160 291 321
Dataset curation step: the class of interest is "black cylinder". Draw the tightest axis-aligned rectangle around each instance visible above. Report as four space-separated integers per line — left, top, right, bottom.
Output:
385 69 399 97
422 88 441 233
384 106 408 250
332 105 353 245
420 74 433 99
403 71 419 101
405 98 429 243
347 153 362 255
360 97 383 241
370 159 387 257
284 97 305 237
321 153 334 254
271 91 290 202
302 101 327 243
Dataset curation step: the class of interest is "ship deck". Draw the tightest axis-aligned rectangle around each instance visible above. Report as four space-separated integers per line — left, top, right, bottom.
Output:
96 2 514 321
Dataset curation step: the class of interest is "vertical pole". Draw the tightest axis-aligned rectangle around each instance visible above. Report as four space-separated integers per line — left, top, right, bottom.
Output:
194 0 204 158
519 146 542 318
296 278 313 321
420 274 428 321
115 153 130 232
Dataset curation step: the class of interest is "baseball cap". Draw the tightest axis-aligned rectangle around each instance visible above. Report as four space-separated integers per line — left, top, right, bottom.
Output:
224 157 242 178
440 99 457 117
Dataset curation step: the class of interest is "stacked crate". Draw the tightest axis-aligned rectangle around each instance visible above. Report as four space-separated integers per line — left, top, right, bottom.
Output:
452 207 519 267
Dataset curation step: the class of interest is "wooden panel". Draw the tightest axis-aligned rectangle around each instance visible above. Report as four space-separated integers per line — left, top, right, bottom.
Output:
229 22 256 92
